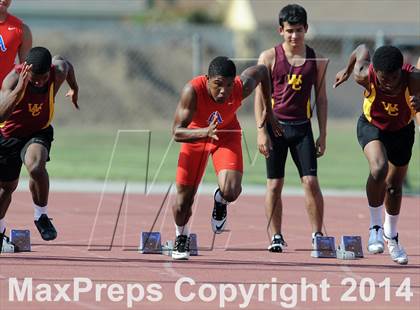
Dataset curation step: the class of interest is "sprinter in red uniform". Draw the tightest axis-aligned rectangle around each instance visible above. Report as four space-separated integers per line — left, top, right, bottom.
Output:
171 56 280 260
255 4 328 253
334 45 420 265
0 47 79 252
0 0 32 84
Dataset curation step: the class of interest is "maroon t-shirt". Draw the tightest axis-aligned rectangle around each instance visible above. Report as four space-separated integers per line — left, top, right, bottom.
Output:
271 44 317 121
0 65 55 139
362 63 414 131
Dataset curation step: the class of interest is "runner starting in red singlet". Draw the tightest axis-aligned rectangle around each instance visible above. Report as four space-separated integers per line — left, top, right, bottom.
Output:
171 56 281 260
0 0 32 85
0 46 79 252
334 45 420 265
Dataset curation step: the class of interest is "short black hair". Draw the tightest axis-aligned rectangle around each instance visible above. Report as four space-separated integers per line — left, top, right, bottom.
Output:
208 56 236 78
372 46 403 73
25 47 52 74
279 4 307 27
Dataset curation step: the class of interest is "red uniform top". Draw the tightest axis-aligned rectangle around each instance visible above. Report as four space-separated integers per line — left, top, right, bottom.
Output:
0 65 55 139
363 63 415 131
271 44 317 121
0 14 24 84
188 75 243 131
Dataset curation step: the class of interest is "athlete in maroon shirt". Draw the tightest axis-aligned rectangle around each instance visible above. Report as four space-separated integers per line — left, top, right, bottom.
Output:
255 4 328 253
335 44 420 265
0 47 78 251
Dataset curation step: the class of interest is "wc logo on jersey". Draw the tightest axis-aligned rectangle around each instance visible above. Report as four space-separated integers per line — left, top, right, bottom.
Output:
208 111 223 124
28 103 44 117
0 35 7 52
287 74 303 91
381 101 399 116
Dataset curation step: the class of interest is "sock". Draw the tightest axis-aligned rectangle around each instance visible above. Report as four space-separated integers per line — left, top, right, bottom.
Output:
368 205 383 228
384 210 399 239
215 189 228 204
0 218 5 233
34 204 48 220
175 224 189 237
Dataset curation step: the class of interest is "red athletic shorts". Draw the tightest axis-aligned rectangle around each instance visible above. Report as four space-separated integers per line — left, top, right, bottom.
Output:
176 132 243 186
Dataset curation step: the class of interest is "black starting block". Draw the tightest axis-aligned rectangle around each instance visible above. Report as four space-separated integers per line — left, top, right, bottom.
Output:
339 235 363 258
140 232 198 256
311 236 336 258
139 232 162 254
10 230 31 252
189 233 198 256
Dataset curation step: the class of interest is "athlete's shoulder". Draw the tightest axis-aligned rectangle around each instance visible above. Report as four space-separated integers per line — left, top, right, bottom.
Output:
305 44 317 58
258 47 276 66
189 75 206 92
5 14 23 27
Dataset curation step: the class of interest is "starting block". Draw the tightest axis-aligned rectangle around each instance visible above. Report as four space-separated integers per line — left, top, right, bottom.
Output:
139 232 162 254
339 235 363 258
140 232 198 256
11 230 31 252
189 233 198 256
1 229 31 253
311 236 336 258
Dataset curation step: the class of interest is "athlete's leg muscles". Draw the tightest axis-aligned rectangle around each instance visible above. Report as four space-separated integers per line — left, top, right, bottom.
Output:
266 178 284 235
0 179 19 220
216 169 242 202
384 163 407 216
301 175 323 233
172 184 196 227
24 143 49 206
363 140 388 207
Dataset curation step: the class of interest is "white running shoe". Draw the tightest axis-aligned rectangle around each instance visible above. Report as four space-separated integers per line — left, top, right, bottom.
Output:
384 234 408 265
0 230 15 253
367 225 384 254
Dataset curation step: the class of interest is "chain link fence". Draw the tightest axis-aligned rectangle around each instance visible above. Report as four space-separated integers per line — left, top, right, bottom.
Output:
25 18 418 129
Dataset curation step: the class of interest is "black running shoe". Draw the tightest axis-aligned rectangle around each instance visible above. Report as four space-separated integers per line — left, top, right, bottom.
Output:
172 235 190 260
34 214 57 241
268 234 287 252
211 189 227 234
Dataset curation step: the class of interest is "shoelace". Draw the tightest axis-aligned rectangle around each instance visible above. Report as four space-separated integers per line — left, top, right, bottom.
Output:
273 234 287 247
38 215 54 229
174 235 189 252
213 202 227 220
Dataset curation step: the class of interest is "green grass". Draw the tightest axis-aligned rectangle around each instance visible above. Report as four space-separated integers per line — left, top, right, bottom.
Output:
26 119 419 192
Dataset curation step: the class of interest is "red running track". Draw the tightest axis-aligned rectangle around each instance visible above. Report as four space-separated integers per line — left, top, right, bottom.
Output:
0 190 419 309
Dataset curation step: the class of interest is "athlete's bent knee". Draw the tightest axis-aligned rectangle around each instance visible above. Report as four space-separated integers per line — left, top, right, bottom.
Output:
302 176 320 192
222 186 242 202
370 162 388 182
0 181 18 196
267 180 282 195
27 162 47 180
